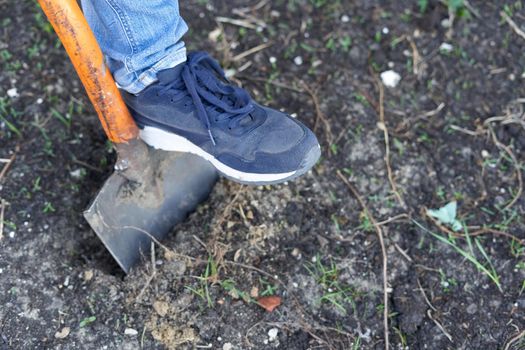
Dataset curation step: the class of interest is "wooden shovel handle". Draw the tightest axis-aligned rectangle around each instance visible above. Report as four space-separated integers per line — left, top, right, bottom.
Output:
38 0 138 143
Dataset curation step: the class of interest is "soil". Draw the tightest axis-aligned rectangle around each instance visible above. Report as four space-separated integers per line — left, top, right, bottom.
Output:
1 0 525 349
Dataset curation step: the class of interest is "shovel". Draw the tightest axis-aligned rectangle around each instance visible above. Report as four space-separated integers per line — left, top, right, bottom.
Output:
38 0 217 273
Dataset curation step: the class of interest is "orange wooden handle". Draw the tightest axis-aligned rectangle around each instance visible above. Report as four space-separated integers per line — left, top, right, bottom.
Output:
38 0 138 143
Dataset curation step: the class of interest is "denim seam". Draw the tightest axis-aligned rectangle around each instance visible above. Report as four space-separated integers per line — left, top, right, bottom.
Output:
103 0 138 76
120 47 187 94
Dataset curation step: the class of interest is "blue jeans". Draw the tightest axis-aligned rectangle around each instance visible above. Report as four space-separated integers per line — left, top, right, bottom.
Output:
81 0 187 94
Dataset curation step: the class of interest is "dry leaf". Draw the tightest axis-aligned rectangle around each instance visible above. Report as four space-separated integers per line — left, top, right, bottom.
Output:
257 296 281 312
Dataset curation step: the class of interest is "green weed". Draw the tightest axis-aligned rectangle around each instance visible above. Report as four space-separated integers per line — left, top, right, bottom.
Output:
305 255 359 314
185 255 217 308
414 220 502 291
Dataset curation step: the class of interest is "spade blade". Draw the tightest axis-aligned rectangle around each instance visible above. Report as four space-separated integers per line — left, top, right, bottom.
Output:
84 141 217 273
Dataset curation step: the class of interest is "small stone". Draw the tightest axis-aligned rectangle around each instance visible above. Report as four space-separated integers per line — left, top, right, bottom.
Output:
7 88 18 98
83 270 94 281
312 59 322 68
291 248 302 259
250 286 259 298
269 56 277 64
341 15 350 23
382 27 389 34
481 150 490 158
466 303 477 314
54 327 70 339
439 42 453 53
124 328 138 336
223 342 233 350
380 70 401 88
70 169 83 179
268 328 279 342
293 56 303 66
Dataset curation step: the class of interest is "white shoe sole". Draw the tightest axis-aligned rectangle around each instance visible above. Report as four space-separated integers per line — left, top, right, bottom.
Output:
139 126 300 184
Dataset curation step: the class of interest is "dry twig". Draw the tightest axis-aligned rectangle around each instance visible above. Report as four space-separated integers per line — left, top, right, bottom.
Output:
301 81 334 145
394 243 413 262
373 75 406 208
504 330 525 350
136 242 157 302
232 42 273 62
427 310 453 342
501 11 525 41
417 278 437 312
213 185 246 234
0 199 6 241
423 209 525 246
407 37 425 77
216 16 257 29
0 148 18 183
336 170 390 350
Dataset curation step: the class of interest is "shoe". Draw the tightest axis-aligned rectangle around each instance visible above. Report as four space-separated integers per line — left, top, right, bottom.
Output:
121 51 321 185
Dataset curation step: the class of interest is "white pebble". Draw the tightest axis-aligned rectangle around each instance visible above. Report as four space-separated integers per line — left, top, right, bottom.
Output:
268 328 279 342
37 98 44 104
7 88 18 98
222 342 233 350
439 42 453 53
124 328 138 336
382 27 389 34
269 56 277 64
9 231 15 238
293 56 303 66
481 150 490 158
380 70 401 88
341 15 350 23
441 18 451 28
70 169 83 179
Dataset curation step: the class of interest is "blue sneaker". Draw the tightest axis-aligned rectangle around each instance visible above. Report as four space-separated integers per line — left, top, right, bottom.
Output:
122 52 321 185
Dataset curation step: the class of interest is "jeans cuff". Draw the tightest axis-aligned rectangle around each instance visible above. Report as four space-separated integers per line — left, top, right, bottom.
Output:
117 47 187 94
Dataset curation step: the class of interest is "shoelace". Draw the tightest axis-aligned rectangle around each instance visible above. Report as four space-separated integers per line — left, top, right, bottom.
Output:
159 52 255 145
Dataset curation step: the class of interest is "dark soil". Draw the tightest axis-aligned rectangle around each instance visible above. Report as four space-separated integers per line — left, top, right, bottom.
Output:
1 0 525 349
